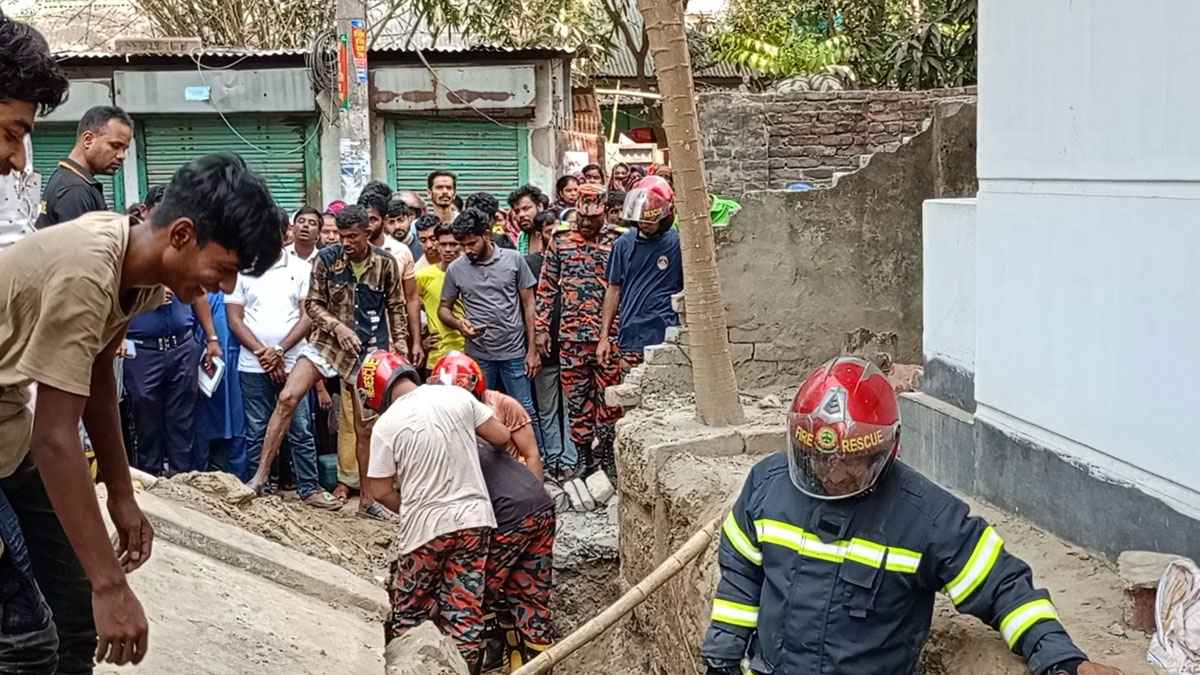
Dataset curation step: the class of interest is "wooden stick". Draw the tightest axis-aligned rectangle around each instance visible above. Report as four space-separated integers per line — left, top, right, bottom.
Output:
511 516 721 675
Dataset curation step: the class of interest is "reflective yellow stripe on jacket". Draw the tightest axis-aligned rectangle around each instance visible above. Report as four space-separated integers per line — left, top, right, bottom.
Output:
711 598 759 629
999 598 1059 648
944 526 1004 605
752 519 923 574
722 512 762 566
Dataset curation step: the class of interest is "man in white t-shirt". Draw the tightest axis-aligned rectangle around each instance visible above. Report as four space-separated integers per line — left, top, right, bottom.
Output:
226 243 341 509
283 206 321 263
357 350 509 671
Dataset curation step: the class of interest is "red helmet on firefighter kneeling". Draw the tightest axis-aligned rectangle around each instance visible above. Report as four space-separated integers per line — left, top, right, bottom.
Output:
356 349 421 413
430 351 487 400
787 355 900 500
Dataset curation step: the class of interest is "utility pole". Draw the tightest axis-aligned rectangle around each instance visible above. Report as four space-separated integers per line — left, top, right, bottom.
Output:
335 0 371 203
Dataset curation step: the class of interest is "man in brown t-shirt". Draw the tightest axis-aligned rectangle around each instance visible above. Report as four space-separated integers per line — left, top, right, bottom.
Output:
0 152 282 672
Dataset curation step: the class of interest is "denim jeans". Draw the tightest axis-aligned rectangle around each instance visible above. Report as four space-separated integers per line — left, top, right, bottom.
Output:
241 371 322 498
0 459 90 674
477 357 545 449
533 362 578 470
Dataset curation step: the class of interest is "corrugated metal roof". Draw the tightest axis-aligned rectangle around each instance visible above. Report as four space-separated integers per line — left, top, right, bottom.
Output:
53 44 569 62
55 47 308 60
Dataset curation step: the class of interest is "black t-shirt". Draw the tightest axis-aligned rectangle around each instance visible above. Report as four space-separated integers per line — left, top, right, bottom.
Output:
36 159 106 229
524 251 562 365
477 441 552 532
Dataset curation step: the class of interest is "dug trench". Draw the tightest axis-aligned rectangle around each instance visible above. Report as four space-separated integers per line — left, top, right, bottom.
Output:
145 396 1153 675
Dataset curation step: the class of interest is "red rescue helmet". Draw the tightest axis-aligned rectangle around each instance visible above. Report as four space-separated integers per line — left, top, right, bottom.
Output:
787 356 900 500
622 175 675 230
356 350 421 413
430 351 486 400
576 182 607 218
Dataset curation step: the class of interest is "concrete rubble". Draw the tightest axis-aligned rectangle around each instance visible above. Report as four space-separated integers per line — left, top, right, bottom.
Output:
1118 550 1192 634
384 622 469 675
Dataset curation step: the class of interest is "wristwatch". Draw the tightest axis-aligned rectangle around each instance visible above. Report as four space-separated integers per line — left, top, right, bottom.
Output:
271 345 285 355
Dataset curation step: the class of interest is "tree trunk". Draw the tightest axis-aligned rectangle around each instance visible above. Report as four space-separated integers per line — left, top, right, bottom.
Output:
636 0 745 426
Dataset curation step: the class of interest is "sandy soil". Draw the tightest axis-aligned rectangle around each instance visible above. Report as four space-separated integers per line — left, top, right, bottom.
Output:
150 472 395 581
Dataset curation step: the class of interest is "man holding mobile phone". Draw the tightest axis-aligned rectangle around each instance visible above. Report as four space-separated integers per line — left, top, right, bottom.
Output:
438 207 543 450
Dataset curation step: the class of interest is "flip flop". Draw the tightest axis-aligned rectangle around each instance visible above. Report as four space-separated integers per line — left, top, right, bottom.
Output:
303 491 344 510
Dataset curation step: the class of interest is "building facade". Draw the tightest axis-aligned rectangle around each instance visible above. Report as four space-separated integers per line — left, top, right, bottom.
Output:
908 0 1200 561
39 46 572 211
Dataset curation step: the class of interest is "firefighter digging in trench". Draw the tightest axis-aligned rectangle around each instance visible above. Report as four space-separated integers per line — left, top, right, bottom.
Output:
702 355 1124 675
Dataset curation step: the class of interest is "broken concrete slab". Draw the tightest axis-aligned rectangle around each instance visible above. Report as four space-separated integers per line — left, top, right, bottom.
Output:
1118 550 1191 633
644 343 690 366
605 382 642 408
121 487 389 616
739 425 786 455
384 622 469 675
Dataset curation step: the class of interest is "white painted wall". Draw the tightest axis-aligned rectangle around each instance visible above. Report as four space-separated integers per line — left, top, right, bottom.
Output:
974 0 1200 514
921 198 976 373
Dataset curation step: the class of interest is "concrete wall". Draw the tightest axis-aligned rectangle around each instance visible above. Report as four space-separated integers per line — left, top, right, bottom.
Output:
921 198 976 411
699 87 976 193
906 0 1200 561
710 101 977 388
974 0 1200 518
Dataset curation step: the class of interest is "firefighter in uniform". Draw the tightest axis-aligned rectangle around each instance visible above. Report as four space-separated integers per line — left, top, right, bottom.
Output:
702 356 1123 675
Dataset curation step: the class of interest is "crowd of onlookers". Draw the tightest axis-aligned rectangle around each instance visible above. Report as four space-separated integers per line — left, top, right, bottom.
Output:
70 123 686 515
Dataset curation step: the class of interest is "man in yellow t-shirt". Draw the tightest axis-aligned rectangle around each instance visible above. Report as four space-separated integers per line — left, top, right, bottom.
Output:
416 222 466 368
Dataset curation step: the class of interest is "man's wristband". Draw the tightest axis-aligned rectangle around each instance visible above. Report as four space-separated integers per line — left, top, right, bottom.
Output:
207 335 219 342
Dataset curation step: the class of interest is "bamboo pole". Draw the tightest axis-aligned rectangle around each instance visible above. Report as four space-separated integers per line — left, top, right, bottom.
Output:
511 515 721 675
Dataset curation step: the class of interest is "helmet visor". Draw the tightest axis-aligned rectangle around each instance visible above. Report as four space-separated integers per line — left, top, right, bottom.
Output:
786 387 898 500
621 187 666 223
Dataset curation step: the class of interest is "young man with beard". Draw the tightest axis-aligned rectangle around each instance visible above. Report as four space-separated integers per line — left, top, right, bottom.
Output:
536 183 623 479
427 170 459 225
507 184 546 255
385 191 426 261
35 105 132 229
464 190 516 250
438 207 543 448
358 350 510 672
598 176 684 373
245 205 408 522
359 187 424 368
0 149 281 672
285 206 321 263
415 222 465 370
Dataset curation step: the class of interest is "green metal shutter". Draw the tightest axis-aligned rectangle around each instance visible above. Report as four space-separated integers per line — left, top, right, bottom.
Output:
138 115 316 210
31 124 122 210
390 118 528 200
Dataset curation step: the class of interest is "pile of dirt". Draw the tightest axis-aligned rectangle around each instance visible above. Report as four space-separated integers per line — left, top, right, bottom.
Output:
150 472 394 581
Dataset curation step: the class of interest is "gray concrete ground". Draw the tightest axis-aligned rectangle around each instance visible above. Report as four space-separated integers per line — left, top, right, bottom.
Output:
93 539 383 675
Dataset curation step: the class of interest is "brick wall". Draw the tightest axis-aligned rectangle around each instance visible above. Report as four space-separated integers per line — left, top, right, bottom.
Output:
699 86 977 193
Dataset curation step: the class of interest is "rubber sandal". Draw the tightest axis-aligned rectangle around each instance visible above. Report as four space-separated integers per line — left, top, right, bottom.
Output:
303 491 344 510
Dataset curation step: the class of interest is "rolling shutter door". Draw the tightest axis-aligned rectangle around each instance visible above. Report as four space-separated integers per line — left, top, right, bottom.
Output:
139 115 314 210
31 124 122 210
391 118 527 199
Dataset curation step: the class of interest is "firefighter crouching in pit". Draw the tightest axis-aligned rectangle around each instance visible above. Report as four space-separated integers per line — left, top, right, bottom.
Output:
701 356 1123 675
356 350 511 672
431 352 557 672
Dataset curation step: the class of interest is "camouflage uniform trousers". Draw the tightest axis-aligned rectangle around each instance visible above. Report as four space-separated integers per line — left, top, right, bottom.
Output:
484 508 556 648
619 348 644 376
560 340 623 476
385 527 492 664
